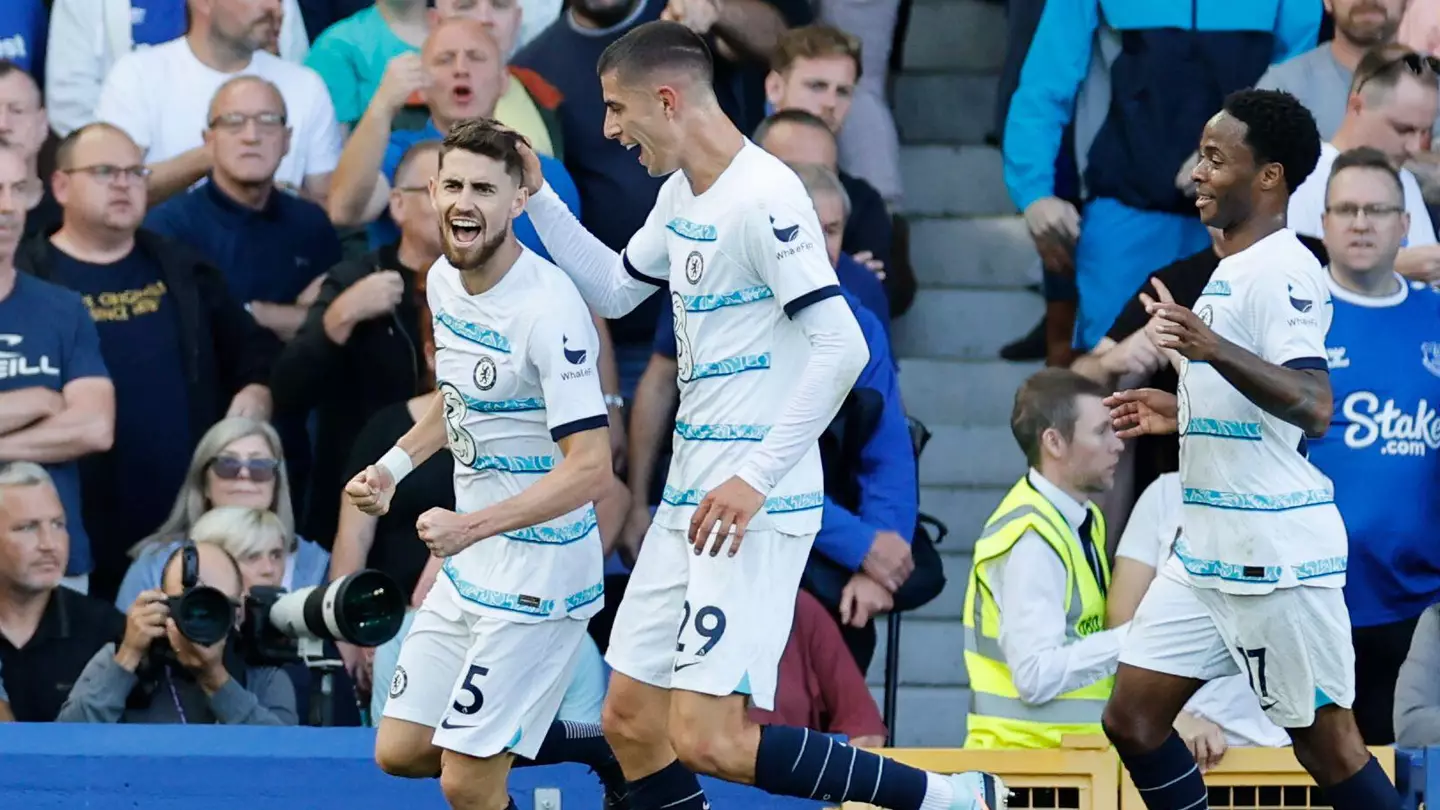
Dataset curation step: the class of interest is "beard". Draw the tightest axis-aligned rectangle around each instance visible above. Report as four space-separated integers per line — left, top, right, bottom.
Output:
1341 2 1398 47
575 0 637 28
443 214 510 271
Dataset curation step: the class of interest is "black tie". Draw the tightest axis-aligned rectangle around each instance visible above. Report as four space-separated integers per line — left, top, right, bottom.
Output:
1078 512 1106 596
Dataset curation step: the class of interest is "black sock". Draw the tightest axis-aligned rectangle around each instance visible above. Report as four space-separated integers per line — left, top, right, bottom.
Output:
625 758 708 810
1323 756 1400 810
506 800 517 810
516 720 627 796
1119 732 1209 810
754 725 928 808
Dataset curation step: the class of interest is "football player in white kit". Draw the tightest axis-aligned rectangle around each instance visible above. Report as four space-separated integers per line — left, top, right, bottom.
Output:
518 20 1006 810
1101 89 1402 810
345 120 629 810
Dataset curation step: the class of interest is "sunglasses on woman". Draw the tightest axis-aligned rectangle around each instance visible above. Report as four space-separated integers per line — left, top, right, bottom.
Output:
210 455 279 483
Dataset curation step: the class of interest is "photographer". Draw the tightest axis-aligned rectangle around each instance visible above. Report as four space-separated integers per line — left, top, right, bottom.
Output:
56 542 297 725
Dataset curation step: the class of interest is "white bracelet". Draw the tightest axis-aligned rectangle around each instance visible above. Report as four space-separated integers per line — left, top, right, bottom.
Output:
377 446 414 484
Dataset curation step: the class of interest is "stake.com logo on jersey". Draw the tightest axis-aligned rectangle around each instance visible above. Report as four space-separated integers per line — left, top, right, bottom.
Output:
771 215 816 261
1341 391 1440 457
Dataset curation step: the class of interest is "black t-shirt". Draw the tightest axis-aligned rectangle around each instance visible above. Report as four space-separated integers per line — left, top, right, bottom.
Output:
1102 233 1329 487
346 401 455 595
0 587 126 722
48 245 194 577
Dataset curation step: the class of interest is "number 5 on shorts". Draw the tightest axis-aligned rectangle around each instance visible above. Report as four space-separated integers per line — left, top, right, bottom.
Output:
1237 646 1270 698
452 663 489 715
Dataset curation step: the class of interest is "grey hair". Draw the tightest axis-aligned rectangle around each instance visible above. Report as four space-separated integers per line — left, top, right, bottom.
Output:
0 462 55 509
190 506 290 563
129 418 296 559
786 161 851 220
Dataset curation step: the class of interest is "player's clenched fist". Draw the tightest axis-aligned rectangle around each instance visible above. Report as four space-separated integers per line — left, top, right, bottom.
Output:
417 508 478 557
689 476 765 558
345 465 396 516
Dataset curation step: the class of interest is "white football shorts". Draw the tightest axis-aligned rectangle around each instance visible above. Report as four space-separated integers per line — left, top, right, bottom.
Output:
382 576 589 759
604 525 814 711
1120 557 1355 728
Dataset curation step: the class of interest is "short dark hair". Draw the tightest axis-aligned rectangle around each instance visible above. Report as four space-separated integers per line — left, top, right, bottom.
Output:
1326 146 1404 203
752 108 833 145
597 20 714 86
1351 45 1440 99
54 122 137 170
770 25 862 78
1221 89 1322 194
438 118 525 184
395 139 441 186
0 60 40 99
1010 369 1109 467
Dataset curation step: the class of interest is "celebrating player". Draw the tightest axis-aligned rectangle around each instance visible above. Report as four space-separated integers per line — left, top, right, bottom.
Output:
1103 90 1402 810
345 120 626 810
520 20 1006 810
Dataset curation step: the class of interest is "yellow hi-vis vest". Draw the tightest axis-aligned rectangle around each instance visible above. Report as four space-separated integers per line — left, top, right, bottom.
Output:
962 476 1113 749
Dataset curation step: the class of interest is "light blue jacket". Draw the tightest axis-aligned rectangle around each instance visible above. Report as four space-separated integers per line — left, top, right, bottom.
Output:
1003 0 1320 211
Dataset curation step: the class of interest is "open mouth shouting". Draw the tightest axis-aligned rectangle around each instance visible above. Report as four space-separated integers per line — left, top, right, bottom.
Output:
449 214 482 247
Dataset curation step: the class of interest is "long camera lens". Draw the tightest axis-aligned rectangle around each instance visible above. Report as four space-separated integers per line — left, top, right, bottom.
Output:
168 585 234 646
267 570 405 647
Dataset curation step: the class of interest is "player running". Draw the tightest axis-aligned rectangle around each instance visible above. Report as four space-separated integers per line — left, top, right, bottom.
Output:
1103 89 1402 810
346 120 627 810
519 19 1006 810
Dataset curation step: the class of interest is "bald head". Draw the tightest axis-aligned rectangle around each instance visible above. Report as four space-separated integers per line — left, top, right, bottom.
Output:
161 542 244 601
423 18 507 125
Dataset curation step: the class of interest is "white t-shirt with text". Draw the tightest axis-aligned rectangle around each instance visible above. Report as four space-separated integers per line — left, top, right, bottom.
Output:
1288 142 1436 248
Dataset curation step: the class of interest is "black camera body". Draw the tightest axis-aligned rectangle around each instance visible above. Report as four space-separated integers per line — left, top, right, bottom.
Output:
163 542 407 667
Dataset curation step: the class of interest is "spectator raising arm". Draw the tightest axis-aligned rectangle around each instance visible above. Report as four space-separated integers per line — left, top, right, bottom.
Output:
326 54 426 227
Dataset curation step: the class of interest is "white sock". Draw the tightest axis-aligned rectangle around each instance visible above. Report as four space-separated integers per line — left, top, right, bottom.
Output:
919 772 956 810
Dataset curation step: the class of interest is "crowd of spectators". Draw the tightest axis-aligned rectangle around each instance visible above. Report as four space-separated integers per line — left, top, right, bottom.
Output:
0 0 912 742
7 0 1440 779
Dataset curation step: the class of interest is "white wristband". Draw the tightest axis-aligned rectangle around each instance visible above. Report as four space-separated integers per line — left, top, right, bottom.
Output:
377 446 414 484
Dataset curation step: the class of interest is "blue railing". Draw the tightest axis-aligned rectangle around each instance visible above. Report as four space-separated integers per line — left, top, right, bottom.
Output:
0 725 824 810
0 725 1432 810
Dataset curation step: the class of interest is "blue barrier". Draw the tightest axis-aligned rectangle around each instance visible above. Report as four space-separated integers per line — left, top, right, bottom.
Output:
1395 748 1425 810
0 724 826 810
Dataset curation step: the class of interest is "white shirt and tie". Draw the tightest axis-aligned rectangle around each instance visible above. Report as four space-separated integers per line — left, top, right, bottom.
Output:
984 470 1130 706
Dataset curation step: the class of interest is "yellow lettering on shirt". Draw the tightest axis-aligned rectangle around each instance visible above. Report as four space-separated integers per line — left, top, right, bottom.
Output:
82 281 168 322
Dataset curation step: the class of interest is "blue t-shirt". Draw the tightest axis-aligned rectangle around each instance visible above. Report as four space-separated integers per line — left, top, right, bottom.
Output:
131 0 188 46
0 0 46 85
369 120 583 257
48 247 193 567
1307 276 1440 627
145 182 339 305
0 274 110 576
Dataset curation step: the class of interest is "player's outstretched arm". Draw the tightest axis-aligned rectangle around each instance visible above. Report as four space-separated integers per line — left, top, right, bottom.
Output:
516 141 666 318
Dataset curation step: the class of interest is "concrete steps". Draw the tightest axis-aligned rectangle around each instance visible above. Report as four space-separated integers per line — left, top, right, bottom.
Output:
876 0 1032 748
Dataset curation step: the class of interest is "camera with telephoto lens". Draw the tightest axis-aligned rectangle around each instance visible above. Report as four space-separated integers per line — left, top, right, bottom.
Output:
166 542 407 666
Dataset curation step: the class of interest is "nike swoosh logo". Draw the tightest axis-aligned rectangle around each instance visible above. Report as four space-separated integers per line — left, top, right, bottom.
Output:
439 717 475 729
673 661 702 672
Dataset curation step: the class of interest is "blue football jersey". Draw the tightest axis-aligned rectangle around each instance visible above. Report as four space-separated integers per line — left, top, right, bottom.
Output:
1307 274 1440 627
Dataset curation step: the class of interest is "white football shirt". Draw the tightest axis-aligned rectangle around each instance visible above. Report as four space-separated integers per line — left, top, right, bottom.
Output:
1176 229 1348 595
427 249 608 623
623 142 843 536
95 38 343 188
